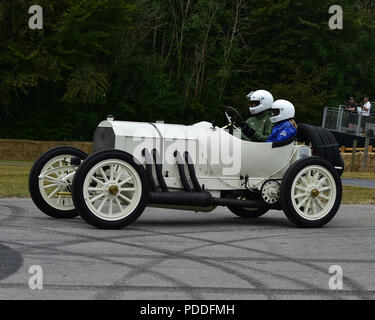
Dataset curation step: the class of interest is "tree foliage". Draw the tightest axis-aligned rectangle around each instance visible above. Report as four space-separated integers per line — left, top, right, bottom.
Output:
0 0 374 140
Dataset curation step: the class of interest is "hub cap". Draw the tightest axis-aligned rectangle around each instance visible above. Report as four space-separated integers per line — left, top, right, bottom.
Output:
291 165 336 221
83 159 142 221
38 155 77 211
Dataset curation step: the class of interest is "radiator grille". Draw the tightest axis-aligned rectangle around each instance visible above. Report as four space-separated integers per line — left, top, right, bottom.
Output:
93 127 115 152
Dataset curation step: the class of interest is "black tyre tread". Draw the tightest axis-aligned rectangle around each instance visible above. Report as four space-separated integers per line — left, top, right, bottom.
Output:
320 128 344 175
227 206 269 219
280 156 342 228
315 127 343 175
298 124 342 175
298 124 328 162
28 146 88 219
316 127 333 164
72 149 149 229
297 124 322 153
326 130 340 163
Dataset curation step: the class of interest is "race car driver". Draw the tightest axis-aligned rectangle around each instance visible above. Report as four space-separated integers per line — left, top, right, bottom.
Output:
241 90 274 142
266 99 297 143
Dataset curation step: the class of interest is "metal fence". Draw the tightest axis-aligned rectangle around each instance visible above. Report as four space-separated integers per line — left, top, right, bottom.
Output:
322 105 375 137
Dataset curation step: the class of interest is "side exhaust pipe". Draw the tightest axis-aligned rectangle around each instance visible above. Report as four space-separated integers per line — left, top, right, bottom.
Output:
152 149 169 192
142 149 157 192
184 151 203 192
149 192 265 209
174 151 192 192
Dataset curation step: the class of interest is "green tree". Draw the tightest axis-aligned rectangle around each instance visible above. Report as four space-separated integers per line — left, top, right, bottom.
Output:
0 0 374 140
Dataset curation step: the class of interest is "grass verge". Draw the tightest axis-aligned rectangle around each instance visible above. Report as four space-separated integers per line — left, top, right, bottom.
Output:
342 172 375 180
0 165 30 197
0 160 33 164
342 185 375 205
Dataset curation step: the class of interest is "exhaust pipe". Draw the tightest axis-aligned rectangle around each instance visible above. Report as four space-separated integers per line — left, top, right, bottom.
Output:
184 151 203 192
174 151 192 192
152 149 169 192
148 192 265 209
142 149 157 192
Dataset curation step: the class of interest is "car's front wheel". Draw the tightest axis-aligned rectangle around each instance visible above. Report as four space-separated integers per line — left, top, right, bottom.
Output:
280 157 342 228
72 150 149 229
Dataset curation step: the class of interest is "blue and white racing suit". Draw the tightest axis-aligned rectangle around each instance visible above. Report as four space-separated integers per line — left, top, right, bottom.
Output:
266 121 297 143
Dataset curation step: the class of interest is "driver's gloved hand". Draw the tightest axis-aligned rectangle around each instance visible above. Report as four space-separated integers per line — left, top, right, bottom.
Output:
241 123 256 138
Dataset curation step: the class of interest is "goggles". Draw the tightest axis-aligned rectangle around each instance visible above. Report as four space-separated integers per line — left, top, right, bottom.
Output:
270 109 280 117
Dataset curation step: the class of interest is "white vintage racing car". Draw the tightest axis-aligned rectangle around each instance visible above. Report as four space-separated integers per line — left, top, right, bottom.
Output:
29 108 343 229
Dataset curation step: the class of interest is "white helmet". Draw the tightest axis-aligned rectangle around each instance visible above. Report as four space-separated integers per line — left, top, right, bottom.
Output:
246 90 274 115
270 99 295 124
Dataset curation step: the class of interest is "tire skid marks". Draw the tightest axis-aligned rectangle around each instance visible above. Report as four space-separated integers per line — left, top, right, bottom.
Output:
227 260 334 298
133 230 329 297
19 250 375 265
2 225 281 299
0 205 26 224
0 239 199 300
4 228 344 299
93 237 273 300
1 223 367 299
4 226 272 299
132 227 368 299
14 226 341 299
0 211 371 299
0 282 374 299
94 230 331 300
18 225 321 298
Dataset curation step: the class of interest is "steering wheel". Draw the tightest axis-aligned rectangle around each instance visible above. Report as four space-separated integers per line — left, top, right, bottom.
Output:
224 106 244 130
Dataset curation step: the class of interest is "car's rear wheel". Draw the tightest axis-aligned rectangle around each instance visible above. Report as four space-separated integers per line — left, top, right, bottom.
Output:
72 150 149 229
28 146 87 219
228 206 269 219
280 157 342 228
297 124 343 176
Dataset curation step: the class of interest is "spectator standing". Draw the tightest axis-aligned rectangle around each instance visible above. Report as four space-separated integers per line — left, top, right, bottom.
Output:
360 97 371 116
345 97 358 131
345 97 357 112
358 97 371 134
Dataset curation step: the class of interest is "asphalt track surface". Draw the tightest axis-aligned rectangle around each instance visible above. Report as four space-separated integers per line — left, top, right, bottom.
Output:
0 199 374 300
341 179 375 188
